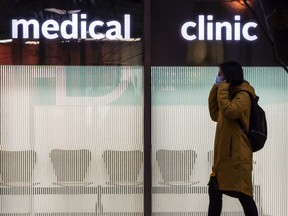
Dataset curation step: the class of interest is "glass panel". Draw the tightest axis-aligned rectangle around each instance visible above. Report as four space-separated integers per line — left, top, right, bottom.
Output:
151 66 288 215
0 65 144 215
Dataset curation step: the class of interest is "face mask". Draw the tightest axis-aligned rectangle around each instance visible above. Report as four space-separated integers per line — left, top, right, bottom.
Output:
215 75 224 85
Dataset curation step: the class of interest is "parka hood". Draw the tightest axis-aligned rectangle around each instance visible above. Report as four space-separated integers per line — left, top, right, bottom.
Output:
229 80 256 99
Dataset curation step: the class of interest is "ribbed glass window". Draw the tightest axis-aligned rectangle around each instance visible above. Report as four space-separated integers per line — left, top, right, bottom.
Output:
151 66 288 216
0 65 144 215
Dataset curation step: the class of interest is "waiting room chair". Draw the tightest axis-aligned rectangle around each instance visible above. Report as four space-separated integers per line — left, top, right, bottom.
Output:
103 150 143 186
50 149 91 186
0 150 37 186
156 149 197 185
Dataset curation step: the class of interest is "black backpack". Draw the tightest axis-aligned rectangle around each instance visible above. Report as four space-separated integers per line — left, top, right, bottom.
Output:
237 91 268 152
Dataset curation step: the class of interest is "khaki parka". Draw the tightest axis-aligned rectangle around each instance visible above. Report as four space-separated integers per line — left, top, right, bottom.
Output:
208 80 256 197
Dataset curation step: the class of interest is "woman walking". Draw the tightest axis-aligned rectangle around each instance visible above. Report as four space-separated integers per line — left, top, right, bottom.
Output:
208 61 258 216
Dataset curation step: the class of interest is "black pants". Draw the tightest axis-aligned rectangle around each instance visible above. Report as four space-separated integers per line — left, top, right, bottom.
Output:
208 177 258 216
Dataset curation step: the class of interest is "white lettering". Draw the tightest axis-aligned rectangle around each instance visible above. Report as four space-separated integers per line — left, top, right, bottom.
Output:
106 21 122 40
124 14 131 39
234 15 241 40
80 14 87 39
198 15 205 40
61 14 78 39
12 19 39 39
207 15 213 40
11 14 131 40
215 22 232 40
42 20 59 39
181 22 197 41
89 21 105 39
181 15 258 41
242 22 258 41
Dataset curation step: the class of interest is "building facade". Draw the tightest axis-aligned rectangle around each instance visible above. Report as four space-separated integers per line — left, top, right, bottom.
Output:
0 0 288 215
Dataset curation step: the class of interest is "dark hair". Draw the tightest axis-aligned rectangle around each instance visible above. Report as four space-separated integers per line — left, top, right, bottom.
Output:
219 61 244 86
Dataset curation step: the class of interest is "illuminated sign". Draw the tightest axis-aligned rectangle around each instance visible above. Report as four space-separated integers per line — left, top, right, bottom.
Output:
181 15 258 41
11 13 258 42
12 14 131 40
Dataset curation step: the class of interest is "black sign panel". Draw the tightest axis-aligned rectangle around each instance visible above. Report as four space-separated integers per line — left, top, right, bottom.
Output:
0 0 143 65
151 0 288 66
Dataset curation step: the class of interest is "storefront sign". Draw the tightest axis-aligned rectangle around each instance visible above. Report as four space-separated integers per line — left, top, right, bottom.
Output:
181 15 258 41
12 13 258 42
12 14 131 40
